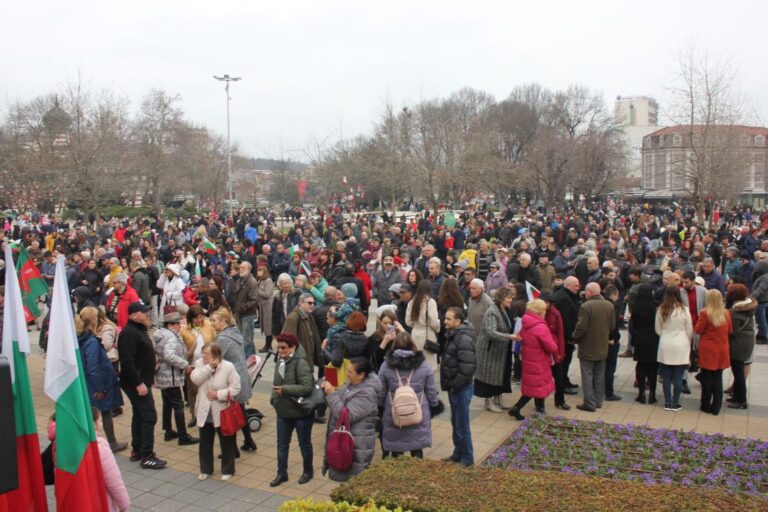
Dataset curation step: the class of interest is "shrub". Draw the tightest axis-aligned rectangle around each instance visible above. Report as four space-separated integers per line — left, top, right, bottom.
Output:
279 499 406 512
332 458 767 512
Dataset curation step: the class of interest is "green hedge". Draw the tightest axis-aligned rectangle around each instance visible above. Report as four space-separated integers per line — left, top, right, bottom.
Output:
279 499 407 511
331 458 767 512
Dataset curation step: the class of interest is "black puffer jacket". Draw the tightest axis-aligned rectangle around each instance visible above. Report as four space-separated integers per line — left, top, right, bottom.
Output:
440 322 477 392
331 330 370 368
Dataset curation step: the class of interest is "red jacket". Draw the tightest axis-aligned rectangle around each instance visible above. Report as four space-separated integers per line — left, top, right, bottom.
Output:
520 312 559 399
354 268 372 302
106 286 140 330
545 306 566 363
694 310 732 370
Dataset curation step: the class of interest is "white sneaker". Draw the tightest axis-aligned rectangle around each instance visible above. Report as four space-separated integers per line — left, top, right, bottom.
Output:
485 398 503 413
198 473 210 481
221 474 233 481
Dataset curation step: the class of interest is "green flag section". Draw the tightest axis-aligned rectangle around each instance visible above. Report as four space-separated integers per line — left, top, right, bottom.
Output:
288 244 300 257
43 256 108 511
445 210 457 228
15 245 48 323
0 245 47 512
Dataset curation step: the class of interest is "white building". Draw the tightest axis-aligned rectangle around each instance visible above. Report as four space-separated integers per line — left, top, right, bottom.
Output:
614 96 659 180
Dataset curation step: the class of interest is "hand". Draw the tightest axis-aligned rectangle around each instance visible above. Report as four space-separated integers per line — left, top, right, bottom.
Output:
136 383 149 396
321 381 336 395
209 358 219 370
393 321 405 333
321 339 328 350
184 366 193 376
93 391 106 401
509 334 521 341
207 390 218 400
273 385 283 396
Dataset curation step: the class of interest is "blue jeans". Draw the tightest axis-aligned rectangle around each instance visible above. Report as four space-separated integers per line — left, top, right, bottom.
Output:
276 416 313 477
237 315 256 358
661 364 686 407
448 383 474 465
756 303 768 339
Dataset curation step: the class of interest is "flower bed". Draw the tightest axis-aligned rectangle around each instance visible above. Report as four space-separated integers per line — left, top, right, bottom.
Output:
485 415 768 496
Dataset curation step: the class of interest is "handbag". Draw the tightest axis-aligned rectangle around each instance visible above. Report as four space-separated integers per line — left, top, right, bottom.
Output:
163 296 178 315
292 378 326 416
326 406 355 472
220 394 246 436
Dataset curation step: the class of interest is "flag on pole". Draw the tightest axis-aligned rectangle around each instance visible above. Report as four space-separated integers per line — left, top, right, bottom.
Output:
15 245 49 323
0 245 48 512
299 261 312 276
288 244 300 257
43 257 108 511
525 281 540 301
194 260 202 279
202 238 217 255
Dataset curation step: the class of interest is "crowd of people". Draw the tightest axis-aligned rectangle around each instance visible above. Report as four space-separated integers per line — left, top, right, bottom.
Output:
0 198 763 500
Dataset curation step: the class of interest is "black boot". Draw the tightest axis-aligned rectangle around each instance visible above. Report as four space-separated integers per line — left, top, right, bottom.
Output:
636 392 646 404
508 406 525 421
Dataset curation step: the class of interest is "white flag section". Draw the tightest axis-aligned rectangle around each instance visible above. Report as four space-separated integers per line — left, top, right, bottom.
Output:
43 256 79 402
1 244 31 383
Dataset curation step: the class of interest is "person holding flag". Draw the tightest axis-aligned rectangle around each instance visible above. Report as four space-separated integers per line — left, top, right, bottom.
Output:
12 242 49 325
0 245 47 512
43 255 110 509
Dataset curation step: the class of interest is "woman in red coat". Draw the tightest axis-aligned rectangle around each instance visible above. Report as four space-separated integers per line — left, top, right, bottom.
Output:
509 299 559 421
694 289 732 415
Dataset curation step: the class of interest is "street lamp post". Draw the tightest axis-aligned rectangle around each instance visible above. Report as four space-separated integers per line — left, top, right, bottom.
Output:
213 74 241 204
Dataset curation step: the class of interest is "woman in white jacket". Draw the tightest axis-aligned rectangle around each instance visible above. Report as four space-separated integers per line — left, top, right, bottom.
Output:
158 263 186 314
655 286 693 412
405 280 440 371
191 343 241 481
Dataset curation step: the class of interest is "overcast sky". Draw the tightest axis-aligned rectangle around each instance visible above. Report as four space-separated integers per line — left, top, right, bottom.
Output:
2 0 766 161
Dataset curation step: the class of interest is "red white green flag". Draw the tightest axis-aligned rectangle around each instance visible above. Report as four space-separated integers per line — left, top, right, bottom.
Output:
203 238 217 255
43 257 108 511
288 244 300 257
15 245 49 323
525 281 540 301
0 245 48 512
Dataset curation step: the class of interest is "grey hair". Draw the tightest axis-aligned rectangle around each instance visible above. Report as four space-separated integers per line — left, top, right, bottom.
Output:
277 273 293 285
299 293 314 304
470 278 485 290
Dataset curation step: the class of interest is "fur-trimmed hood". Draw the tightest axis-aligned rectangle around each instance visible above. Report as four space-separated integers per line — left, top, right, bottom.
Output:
384 349 426 371
731 297 757 314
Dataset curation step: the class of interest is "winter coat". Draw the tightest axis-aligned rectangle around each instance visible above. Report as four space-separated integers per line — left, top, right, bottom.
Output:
749 260 768 302
96 322 118 363
331 330 370 368
190 359 241 428
405 297 440 369
655 307 693 366
630 286 660 363
270 345 315 419
440 323 476 392
474 304 512 387
553 288 581 343
484 271 508 294
153 327 189 389
506 263 541 290
180 319 216 359
467 293 493 334
256 277 274 334
118 320 155 390
271 289 302 336
544 305 566 363
572 295 615 361
701 269 725 296
373 269 402 305
105 286 139 330
729 298 757 362
96 435 130 512
324 373 381 482
215 326 253 404
158 274 185 312
694 309 732 371
131 268 151 304
78 332 122 411
377 350 439 453
519 312 558 399
282 307 323 369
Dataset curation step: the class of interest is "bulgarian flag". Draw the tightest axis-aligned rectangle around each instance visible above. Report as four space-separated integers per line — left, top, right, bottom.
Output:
43 257 108 511
15 245 49 323
288 244 300 257
525 281 540 301
203 238 217 255
0 245 48 512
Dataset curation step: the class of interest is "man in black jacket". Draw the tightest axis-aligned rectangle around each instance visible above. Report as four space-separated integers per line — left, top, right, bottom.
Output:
553 276 582 392
440 307 477 467
118 302 166 469
313 286 339 341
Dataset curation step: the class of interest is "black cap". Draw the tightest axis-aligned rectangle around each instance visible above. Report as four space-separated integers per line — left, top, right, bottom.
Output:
399 284 413 293
128 302 152 315
538 291 555 302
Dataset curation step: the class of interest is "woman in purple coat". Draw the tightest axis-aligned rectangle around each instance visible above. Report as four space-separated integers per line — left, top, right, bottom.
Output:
377 332 440 459
509 299 559 421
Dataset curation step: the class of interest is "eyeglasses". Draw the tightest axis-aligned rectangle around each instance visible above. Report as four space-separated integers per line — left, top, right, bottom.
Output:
305 301 315 305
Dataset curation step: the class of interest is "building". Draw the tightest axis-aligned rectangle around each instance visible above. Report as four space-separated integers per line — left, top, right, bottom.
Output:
641 125 768 206
614 96 659 181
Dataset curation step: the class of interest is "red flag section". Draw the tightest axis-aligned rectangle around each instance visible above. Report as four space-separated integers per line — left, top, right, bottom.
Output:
54 441 108 511
0 436 48 512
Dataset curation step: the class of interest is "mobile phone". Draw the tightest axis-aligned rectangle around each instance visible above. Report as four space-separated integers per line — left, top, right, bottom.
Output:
387 325 396 335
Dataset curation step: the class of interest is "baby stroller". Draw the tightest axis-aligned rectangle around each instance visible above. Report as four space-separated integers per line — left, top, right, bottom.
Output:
244 353 271 432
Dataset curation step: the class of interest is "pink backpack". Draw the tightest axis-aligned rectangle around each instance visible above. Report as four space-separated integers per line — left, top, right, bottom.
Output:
326 407 355 472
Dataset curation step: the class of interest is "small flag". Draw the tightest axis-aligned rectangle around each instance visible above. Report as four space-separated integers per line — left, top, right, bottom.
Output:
203 238 217 255
288 244 300 257
195 260 202 279
0 245 48 512
525 281 540 301
15 245 49 323
445 210 456 228
300 261 312 276
44 257 109 511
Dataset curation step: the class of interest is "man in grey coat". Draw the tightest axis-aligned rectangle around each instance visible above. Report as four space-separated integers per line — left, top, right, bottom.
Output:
572 283 615 412
373 256 402 306
230 261 260 358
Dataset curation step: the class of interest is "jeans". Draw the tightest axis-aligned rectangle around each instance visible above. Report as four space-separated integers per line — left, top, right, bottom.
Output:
699 368 724 414
199 423 237 476
730 360 747 403
448 384 474 465
756 303 768 339
161 387 188 435
605 343 620 397
276 416 313 477
579 359 606 409
124 387 158 457
551 363 566 406
237 315 256 358
660 364 686 407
